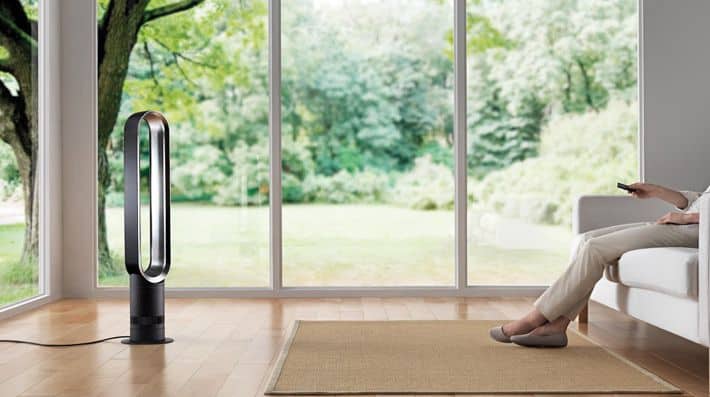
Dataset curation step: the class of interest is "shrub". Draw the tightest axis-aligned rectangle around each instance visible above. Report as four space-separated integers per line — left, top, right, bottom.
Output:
302 170 390 204
172 145 227 201
390 155 454 210
283 173 305 203
214 141 270 206
470 100 638 225
214 136 313 206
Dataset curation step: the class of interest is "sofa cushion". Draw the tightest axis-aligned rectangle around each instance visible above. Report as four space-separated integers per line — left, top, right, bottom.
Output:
608 247 698 298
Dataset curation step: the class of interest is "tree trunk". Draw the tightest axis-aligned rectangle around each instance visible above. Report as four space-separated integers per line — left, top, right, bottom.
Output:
96 0 151 276
97 149 115 275
5 36 38 270
6 124 37 268
19 151 38 265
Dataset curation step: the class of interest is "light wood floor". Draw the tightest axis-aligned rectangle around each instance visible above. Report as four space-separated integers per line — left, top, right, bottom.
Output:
0 297 706 397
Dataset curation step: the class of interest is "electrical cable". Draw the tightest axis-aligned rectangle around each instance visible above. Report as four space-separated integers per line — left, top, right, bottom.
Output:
0 335 129 347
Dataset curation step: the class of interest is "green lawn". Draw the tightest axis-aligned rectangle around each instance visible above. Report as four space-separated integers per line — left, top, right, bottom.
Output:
0 223 38 307
1 204 571 305
101 203 570 287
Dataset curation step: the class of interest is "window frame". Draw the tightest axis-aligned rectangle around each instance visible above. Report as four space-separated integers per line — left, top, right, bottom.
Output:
0 0 61 319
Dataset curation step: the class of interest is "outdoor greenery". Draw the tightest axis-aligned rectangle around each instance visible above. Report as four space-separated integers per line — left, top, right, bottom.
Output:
0 0 638 301
100 0 637 286
102 0 636 210
0 0 39 306
472 100 638 226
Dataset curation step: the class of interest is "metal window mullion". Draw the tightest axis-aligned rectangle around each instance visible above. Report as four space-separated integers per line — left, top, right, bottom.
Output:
269 0 283 293
454 0 468 290
38 0 47 296
637 0 645 182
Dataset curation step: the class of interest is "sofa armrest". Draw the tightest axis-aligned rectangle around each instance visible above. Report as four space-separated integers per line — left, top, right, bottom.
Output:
698 196 710 346
573 195 672 234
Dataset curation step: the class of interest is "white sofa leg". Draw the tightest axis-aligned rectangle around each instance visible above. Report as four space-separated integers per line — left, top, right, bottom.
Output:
578 303 589 324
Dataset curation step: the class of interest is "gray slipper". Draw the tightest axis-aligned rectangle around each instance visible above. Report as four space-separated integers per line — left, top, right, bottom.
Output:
489 326 512 343
510 331 568 348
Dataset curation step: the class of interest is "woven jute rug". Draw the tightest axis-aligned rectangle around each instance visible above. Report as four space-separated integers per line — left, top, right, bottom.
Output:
265 320 680 395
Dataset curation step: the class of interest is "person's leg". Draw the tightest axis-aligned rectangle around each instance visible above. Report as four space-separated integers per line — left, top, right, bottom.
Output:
563 290 593 321
531 223 698 335
499 222 649 337
568 222 649 262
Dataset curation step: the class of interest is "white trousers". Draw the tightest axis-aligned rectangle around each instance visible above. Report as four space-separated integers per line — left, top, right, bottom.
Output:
534 222 699 321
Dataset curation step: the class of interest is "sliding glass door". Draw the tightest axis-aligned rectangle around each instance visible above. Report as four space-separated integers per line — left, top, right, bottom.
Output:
0 0 41 306
465 0 639 285
280 0 455 287
95 0 638 291
97 0 270 287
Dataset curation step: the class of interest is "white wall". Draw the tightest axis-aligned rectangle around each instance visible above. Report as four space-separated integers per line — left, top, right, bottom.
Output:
60 0 98 298
45 0 63 301
641 0 710 192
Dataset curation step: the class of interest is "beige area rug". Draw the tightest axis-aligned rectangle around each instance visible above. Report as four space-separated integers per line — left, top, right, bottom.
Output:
265 320 681 395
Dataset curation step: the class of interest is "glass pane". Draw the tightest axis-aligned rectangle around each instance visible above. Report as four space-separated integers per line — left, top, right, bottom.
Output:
466 0 639 285
281 0 455 287
0 0 40 306
97 0 270 287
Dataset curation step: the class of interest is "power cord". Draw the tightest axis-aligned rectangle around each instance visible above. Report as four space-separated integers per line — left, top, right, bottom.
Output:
0 335 129 347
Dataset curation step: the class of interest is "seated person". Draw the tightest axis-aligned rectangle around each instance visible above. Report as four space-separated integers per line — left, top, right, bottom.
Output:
489 182 707 347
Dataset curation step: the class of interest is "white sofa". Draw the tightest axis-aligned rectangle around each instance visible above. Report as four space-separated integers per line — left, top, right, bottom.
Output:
573 194 709 347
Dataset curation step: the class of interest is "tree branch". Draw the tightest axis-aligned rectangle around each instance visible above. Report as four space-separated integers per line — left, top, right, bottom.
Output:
0 79 17 144
0 0 32 34
0 15 36 49
165 50 199 87
143 40 162 90
0 0 36 50
153 38 217 69
142 0 205 25
575 58 598 112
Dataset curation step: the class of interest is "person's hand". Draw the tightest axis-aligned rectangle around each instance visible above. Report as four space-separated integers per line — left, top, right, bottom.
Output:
656 212 695 225
628 182 659 199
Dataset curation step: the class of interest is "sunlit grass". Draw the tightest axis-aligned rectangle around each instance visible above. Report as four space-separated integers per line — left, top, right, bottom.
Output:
0 223 38 307
0 203 570 303
100 204 570 287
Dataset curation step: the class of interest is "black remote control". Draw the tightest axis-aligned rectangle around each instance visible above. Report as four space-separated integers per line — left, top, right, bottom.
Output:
617 182 636 193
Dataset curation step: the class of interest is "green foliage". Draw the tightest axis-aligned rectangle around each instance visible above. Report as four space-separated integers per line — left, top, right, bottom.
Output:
2 257 37 285
467 88 545 178
0 143 21 200
213 136 313 206
97 0 638 218
417 141 454 169
106 0 270 203
172 145 227 202
391 155 454 210
283 174 305 203
465 0 637 176
214 140 269 206
302 170 390 204
466 13 513 54
99 250 124 279
20 0 38 19
470 100 638 225
282 0 453 176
